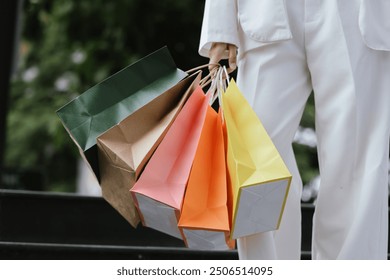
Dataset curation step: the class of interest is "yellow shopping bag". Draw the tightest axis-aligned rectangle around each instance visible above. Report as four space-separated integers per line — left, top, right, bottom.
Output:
221 79 292 239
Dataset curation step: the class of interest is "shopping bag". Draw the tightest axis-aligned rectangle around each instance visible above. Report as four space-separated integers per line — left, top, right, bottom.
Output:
221 79 292 239
96 72 201 227
131 86 210 239
56 47 187 180
178 105 235 250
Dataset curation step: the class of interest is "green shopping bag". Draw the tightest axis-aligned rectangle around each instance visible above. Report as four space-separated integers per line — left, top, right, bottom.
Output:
56 47 187 180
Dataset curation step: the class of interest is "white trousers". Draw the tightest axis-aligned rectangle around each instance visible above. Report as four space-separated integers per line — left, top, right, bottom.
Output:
235 0 390 259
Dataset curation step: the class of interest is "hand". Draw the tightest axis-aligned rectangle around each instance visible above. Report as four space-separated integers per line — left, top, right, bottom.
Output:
208 42 237 74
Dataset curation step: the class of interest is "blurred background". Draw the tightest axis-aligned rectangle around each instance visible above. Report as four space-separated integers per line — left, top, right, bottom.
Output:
1 0 387 203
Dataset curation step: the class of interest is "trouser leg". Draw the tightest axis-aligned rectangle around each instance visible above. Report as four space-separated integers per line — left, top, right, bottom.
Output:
336 0 390 259
306 0 390 259
236 2 311 259
344 53 390 259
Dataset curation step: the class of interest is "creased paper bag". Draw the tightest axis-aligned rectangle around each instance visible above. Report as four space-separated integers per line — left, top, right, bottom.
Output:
57 47 187 180
97 72 201 227
221 80 292 239
131 86 210 239
178 106 235 250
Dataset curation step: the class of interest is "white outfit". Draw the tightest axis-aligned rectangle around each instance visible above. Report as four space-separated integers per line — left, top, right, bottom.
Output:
200 0 390 260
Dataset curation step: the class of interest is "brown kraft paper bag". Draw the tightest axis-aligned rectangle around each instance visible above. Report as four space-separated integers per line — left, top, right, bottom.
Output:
97 72 202 227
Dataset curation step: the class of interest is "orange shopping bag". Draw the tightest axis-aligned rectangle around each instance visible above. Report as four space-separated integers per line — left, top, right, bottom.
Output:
178 106 235 250
131 86 210 239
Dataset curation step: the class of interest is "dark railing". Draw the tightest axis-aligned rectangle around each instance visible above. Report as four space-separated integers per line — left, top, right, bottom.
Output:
0 189 388 260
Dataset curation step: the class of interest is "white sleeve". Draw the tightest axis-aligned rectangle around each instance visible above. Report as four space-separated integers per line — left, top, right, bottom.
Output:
199 0 240 58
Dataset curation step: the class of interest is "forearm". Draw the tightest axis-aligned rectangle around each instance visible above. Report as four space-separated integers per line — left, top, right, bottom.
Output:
199 0 239 58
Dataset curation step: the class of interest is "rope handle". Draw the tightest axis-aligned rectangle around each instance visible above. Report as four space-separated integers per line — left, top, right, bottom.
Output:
186 63 220 74
212 66 230 105
186 64 230 105
186 63 220 87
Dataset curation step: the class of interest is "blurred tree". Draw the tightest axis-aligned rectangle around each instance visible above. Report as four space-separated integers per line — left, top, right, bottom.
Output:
5 0 318 193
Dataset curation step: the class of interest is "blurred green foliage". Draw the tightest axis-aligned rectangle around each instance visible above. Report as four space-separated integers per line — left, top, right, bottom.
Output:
6 0 318 192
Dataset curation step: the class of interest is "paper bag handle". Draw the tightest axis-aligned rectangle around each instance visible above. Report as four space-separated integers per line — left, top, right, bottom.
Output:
185 64 229 104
